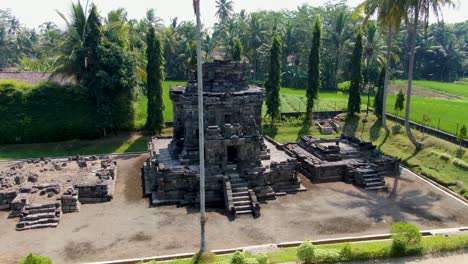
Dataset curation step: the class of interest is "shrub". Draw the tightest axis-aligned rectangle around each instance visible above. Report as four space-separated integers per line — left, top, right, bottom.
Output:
390 222 422 256
230 251 246 264
19 254 52 264
297 240 315 264
255 253 269 264
453 159 468 171
339 243 353 260
439 153 451 161
0 80 99 144
337 81 350 92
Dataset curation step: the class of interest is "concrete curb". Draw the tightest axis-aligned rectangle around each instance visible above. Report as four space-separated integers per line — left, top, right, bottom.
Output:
84 227 468 264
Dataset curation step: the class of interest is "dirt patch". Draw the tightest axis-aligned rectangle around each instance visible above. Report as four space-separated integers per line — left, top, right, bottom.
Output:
129 231 152 242
64 241 97 261
316 217 372 235
122 154 147 203
73 224 89 233
389 83 460 99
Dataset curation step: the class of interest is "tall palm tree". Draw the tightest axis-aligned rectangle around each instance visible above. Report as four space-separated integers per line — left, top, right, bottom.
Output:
404 0 454 149
330 11 347 93
55 0 90 81
363 21 386 114
248 13 262 81
358 0 407 135
215 0 233 24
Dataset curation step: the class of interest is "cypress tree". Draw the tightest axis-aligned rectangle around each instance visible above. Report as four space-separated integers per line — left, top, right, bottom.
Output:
306 16 322 124
265 33 282 124
232 37 243 61
146 26 165 134
374 63 385 119
394 89 405 115
347 30 363 116
82 5 111 136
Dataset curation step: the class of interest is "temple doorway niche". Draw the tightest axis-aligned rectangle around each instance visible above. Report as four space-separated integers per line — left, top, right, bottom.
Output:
227 146 238 164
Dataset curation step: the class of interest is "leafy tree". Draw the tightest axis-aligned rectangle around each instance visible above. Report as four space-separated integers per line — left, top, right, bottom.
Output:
394 89 405 115
358 0 407 135
54 1 89 81
347 30 363 116
215 0 234 24
297 240 315 264
374 63 385 119
231 37 243 61
458 125 467 150
330 11 348 92
265 33 282 125
306 16 322 124
146 26 165 134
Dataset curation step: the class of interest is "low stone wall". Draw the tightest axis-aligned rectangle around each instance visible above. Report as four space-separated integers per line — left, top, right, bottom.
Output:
62 187 80 213
0 190 17 210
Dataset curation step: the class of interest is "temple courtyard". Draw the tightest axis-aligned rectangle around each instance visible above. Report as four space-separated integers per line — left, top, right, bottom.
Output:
0 154 467 264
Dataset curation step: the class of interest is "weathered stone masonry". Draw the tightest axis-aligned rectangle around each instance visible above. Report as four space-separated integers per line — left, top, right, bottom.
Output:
144 61 305 217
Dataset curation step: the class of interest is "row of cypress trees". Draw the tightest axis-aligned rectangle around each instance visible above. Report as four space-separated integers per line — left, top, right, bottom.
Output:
263 15 391 125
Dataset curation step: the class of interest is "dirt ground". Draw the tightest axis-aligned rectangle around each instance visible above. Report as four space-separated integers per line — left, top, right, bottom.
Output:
0 154 467 264
388 82 460 99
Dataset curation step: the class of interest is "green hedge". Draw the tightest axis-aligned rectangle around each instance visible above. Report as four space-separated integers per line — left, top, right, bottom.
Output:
0 80 99 144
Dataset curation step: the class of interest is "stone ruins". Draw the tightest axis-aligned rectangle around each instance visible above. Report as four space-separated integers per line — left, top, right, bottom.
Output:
143 61 400 218
0 156 117 230
143 61 305 217
283 135 399 189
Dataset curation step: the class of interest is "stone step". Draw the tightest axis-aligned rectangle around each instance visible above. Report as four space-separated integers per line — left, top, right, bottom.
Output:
233 200 251 206
232 187 248 192
365 181 385 187
235 209 253 215
366 185 387 190
235 204 252 211
363 177 384 182
231 183 248 188
233 196 250 201
232 191 249 197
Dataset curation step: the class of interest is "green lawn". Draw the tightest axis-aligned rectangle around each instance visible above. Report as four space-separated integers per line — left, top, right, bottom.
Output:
393 80 468 99
142 234 468 264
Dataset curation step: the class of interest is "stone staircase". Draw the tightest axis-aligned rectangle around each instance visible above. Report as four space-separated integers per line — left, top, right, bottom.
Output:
354 167 387 190
16 203 61 231
223 164 260 218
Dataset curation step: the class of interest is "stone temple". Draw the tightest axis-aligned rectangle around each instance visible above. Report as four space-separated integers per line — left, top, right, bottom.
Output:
143 61 305 217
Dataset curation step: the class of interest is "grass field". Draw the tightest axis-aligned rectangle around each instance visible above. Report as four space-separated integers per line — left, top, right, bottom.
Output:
386 95 468 135
393 80 468 99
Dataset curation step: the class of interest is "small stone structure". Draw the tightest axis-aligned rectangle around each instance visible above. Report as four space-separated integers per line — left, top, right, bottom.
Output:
0 156 117 230
283 134 399 190
316 119 340 135
144 61 305 218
